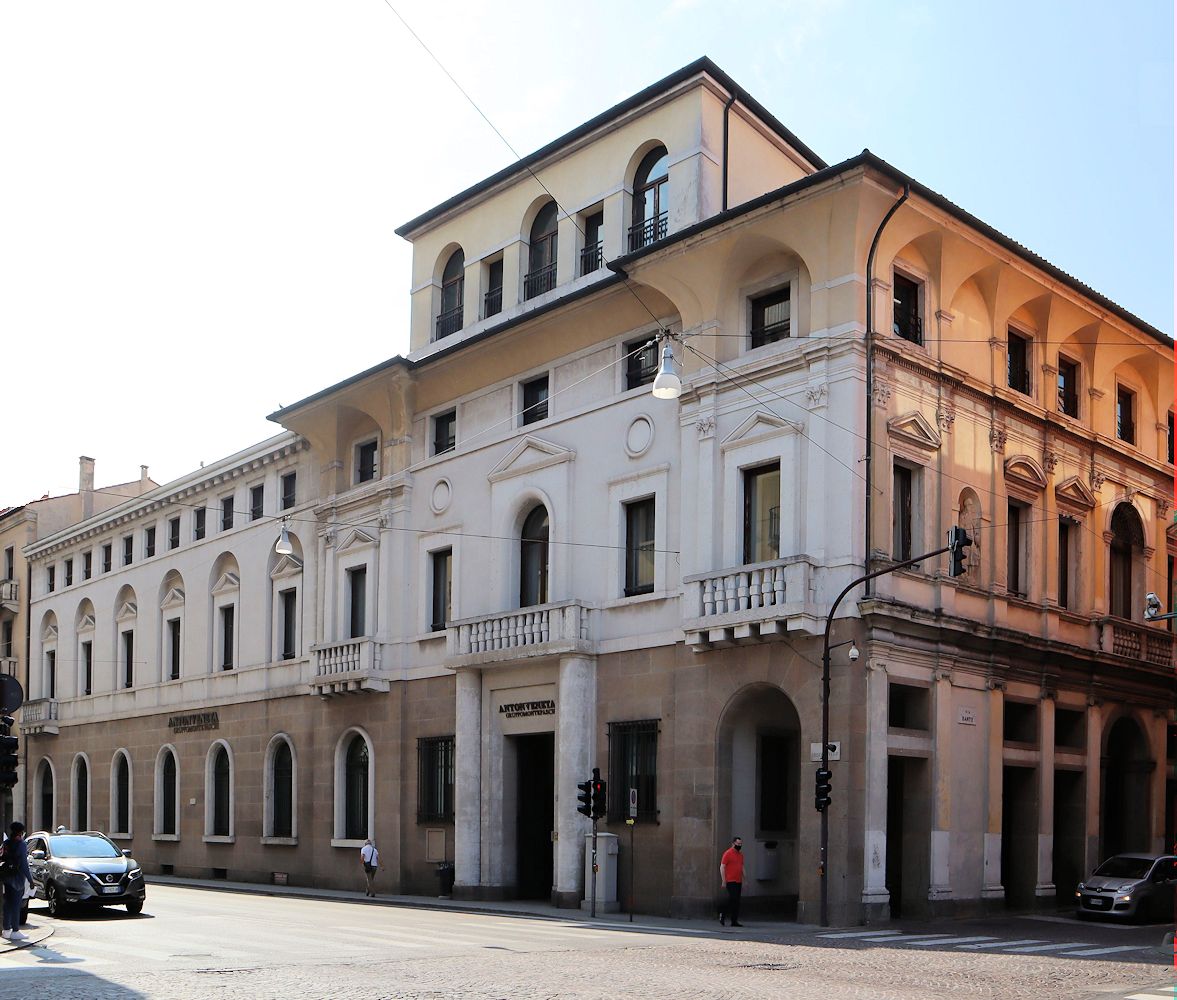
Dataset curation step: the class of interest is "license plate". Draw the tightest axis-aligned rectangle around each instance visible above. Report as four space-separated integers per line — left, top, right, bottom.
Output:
101 885 121 894
1090 897 1109 908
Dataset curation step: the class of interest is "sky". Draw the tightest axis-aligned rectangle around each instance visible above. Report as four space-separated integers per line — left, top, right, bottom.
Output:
1 0 1172 507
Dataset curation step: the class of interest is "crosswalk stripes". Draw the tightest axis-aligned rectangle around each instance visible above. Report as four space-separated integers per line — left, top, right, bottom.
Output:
815 929 1152 958
909 936 999 947
1125 990 1177 1000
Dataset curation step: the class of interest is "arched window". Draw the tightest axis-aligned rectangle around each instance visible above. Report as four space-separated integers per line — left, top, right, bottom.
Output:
37 759 55 830
266 736 295 840
520 505 550 607
157 748 178 836
209 743 232 838
437 249 465 339
111 751 132 835
524 202 558 300
1109 503 1145 619
630 146 669 251
345 735 369 840
73 755 89 830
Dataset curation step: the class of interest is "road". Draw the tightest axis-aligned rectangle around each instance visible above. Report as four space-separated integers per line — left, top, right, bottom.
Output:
1 884 1175 999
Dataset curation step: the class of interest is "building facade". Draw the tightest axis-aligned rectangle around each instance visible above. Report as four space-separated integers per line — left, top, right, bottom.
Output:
18 58 1175 924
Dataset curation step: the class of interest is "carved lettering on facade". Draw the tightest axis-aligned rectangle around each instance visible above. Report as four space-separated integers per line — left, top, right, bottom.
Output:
168 711 220 733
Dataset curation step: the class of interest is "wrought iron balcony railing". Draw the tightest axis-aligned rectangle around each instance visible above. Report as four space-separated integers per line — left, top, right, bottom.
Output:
484 286 502 318
580 241 602 275
627 212 668 252
434 305 463 340
523 263 557 300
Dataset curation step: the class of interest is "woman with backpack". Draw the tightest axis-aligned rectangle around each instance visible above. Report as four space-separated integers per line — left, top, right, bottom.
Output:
1 821 33 941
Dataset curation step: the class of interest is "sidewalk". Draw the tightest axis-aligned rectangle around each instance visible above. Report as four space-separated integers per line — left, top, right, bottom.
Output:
149 875 811 936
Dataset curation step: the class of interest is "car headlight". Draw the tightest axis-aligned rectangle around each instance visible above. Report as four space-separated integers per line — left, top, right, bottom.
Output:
1076 883 1086 891
128 868 142 879
57 868 88 880
1117 893 1132 901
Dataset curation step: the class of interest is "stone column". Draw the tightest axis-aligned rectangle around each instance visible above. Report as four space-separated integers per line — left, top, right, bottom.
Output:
861 660 890 919
554 655 595 907
1036 694 1055 898
928 670 954 908
454 668 482 893
1083 700 1103 875
1149 710 1167 854
981 683 1004 900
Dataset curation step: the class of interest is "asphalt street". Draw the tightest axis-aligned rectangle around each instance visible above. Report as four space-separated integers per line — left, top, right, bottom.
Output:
0 883 1174 999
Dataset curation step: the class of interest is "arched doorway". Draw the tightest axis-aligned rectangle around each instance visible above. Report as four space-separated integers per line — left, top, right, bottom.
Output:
1102 716 1152 858
716 684 801 917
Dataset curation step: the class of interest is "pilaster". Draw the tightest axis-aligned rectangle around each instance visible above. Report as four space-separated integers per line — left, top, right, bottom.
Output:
861 659 890 919
454 668 482 892
982 683 1004 898
554 655 595 907
1035 694 1055 897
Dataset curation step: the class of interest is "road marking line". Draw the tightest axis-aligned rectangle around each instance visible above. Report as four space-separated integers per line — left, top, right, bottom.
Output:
857 933 957 943
957 939 1045 950
908 936 998 947
1002 941 1091 953
1126 993 1177 1000
52 938 178 962
819 930 907 939
1060 945 1150 957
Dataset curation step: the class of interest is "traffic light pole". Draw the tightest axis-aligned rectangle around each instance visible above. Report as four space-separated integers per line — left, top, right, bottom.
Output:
819 539 956 928
590 820 598 919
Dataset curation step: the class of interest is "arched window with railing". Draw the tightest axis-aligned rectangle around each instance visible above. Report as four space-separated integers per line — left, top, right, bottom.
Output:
436 249 465 340
524 202 559 300
520 505 550 607
629 146 669 251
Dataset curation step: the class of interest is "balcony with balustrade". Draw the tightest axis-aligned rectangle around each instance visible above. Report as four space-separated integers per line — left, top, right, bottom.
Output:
21 698 59 736
0 578 18 613
446 600 595 669
309 637 392 697
0 656 16 677
682 557 820 651
1097 617 1175 668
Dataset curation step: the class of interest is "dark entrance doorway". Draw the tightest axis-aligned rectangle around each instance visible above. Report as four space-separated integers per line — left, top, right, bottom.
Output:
885 755 930 919
514 733 554 899
1002 765 1037 908
1052 769 1085 906
1102 716 1153 858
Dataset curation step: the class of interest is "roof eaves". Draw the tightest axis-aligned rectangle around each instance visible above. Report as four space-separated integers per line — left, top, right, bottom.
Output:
268 356 410 423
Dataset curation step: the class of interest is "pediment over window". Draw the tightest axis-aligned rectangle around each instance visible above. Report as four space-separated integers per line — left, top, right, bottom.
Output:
1055 475 1096 510
114 600 138 623
41 622 58 642
721 411 800 450
77 614 96 633
488 435 574 483
210 572 240 597
886 411 940 452
336 528 377 553
1004 455 1047 492
270 554 304 580
160 587 186 612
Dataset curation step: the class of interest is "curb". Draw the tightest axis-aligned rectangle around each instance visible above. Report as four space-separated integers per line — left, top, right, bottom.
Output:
0 925 54 953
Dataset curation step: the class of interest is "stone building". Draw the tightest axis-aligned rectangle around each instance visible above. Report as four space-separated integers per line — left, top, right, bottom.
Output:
18 58 1174 924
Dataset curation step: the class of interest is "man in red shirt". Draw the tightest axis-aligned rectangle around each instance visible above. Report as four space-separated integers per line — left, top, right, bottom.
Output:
719 836 744 927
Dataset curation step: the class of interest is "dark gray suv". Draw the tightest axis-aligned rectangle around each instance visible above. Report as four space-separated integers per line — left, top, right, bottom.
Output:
27 831 146 917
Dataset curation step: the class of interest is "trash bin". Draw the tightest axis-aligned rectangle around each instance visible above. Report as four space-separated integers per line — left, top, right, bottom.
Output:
436 861 455 897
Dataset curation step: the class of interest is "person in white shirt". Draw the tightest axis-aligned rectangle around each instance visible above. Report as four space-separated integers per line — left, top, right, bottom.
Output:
359 839 382 898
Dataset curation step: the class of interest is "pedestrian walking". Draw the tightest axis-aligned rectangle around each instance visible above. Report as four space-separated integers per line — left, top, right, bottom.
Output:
360 839 383 897
1 822 34 942
718 835 744 927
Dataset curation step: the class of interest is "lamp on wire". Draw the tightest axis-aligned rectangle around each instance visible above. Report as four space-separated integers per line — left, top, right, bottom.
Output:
651 333 682 400
274 520 293 556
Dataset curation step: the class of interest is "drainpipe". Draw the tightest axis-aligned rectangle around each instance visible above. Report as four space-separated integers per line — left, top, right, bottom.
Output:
721 92 736 211
863 182 909 596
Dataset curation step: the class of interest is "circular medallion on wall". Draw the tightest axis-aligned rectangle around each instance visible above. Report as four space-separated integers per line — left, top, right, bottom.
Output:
430 478 452 515
624 414 654 459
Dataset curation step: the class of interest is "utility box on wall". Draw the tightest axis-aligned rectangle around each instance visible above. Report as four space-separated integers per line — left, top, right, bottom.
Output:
581 832 619 912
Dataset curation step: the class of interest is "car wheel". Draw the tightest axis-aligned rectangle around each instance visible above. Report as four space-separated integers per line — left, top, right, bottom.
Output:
45 882 67 918
125 898 143 916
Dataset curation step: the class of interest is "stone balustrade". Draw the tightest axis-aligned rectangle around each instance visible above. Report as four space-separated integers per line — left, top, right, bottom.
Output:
20 698 59 735
1098 616 1174 668
310 637 390 696
447 600 594 668
682 557 818 650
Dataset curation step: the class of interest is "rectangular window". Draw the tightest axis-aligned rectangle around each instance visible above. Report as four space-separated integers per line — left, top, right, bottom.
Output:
281 472 297 510
194 507 206 540
1168 553 1175 635
607 719 658 822
348 566 367 638
46 650 56 699
356 440 378 483
888 683 930 730
484 258 504 318
2 619 12 659
1003 701 1038 745
122 630 134 689
430 549 452 632
749 286 790 348
892 464 913 561
580 211 604 275
3 546 12 581
81 640 92 695
1007 328 1030 395
168 618 181 680
123 535 134 565
521 375 549 425
892 272 922 344
102 543 112 573
625 338 659 390
1168 412 1174 465
758 731 796 832
624 497 656 597
144 526 156 558
743 463 781 563
64 559 73 587
47 566 55 593
220 605 235 670
168 516 180 550
1116 385 1136 444
82 551 92 580
1058 518 1072 610
280 588 298 659
1057 356 1079 417
1007 500 1026 597
250 484 264 520
432 410 456 456
417 736 455 822
220 496 234 531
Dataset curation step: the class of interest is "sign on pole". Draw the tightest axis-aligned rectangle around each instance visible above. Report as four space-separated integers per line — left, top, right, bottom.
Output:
628 787 638 819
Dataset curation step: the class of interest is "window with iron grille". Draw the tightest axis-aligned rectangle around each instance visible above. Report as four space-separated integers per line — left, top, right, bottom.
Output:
484 259 503 318
580 211 604 275
1057 356 1079 417
749 286 790 348
892 272 922 344
521 375 549 425
1007 328 1030 395
417 736 454 822
608 720 658 822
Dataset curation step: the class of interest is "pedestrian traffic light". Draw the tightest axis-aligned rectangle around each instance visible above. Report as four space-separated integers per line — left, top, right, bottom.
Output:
948 526 971 577
591 771 607 822
0 716 17 789
814 767 832 812
577 778 593 818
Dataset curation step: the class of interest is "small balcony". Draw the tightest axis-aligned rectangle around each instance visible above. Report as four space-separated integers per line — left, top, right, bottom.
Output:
1098 617 1174 668
447 600 595 669
682 558 819 650
21 698 59 736
434 304 463 341
0 578 18 612
484 286 502 319
627 211 668 253
310 637 391 697
579 241 602 276
523 262 556 300
0 656 15 677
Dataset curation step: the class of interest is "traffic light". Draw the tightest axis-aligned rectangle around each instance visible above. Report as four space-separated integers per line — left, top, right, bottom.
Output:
576 778 593 818
814 767 832 812
948 526 972 577
0 715 17 789
591 769 607 822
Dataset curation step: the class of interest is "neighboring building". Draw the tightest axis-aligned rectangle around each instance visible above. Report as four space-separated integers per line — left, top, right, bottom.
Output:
20 58 1174 924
